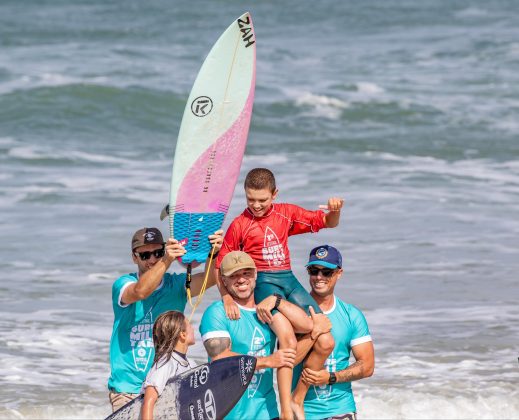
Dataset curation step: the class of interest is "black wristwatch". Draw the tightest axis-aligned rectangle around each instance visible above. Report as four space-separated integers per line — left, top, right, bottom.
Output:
272 293 283 310
328 372 337 385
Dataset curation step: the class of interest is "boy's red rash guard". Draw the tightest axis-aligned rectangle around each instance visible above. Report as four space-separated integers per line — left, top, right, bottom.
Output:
216 203 326 271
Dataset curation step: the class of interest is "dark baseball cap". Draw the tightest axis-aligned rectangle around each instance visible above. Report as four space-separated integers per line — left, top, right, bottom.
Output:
131 227 165 251
306 245 342 269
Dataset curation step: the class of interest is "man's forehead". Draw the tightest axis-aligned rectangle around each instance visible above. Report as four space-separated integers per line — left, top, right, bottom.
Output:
226 268 255 276
135 243 164 252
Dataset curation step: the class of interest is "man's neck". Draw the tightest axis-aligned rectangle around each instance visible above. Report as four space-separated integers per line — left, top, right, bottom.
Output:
233 296 255 308
311 292 334 312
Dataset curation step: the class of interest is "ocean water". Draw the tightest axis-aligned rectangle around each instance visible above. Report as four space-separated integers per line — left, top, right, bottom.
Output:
1 0 518 418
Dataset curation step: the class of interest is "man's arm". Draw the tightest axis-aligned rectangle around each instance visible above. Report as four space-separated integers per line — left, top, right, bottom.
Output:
203 337 235 360
203 337 296 370
301 341 374 385
122 239 185 305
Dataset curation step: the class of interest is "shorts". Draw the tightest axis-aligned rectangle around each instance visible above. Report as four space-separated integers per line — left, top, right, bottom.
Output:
323 413 357 420
108 391 139 413
255 270 322 315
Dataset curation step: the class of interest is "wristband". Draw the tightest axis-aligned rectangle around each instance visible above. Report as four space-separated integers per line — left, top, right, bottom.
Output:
328 371 337 385
272 293 283 310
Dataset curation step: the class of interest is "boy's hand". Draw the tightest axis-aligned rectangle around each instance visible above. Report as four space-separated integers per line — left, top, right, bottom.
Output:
223 294 240 320
309 307 332 340
208 229 224 253
256 295 277 324
319 197 344 213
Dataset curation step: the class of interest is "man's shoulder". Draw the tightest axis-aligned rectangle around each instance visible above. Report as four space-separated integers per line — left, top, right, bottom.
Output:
205 299 225 313
112 273 137 290
200 300 226 322
334 297 365 316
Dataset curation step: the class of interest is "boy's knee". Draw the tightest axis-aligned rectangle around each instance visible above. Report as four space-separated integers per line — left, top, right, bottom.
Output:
279 332 297 350
316 332 335 354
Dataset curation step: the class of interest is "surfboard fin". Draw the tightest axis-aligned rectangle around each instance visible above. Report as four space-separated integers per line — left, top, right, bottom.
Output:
160 204 169 220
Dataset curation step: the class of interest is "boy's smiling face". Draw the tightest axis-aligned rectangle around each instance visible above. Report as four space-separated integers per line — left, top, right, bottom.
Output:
245 187 278 217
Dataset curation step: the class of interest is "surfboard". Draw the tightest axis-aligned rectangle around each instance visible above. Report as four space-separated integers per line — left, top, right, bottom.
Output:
105 355 257 420
163 12 256 264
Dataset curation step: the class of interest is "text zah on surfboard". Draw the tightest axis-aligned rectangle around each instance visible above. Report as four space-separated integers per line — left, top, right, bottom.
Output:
163 12 256 265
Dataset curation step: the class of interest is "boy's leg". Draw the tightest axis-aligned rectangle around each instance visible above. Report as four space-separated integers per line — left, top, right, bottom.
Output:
286 282 335 419
291 332 334 419
270 312 297 420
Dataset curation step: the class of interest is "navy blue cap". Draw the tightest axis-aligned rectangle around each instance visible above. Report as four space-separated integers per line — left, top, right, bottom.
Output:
306 245 342 269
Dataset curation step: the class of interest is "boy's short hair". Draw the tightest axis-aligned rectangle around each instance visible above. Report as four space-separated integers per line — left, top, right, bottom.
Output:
244 168 276 192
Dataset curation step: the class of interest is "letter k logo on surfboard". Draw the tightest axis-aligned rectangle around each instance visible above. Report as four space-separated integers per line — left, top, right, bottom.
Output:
161 12 256 265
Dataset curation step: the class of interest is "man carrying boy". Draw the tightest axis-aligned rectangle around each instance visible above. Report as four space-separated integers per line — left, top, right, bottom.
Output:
200 251 332 420
215 168 343 419
107 227 223 412
295 245 375 420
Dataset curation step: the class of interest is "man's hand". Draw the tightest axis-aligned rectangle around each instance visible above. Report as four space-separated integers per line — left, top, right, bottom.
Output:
208 229 224 253
301 367 330 385
164 238 187 263
223 294 240 320
266 348 296 369
309 307 332 340
319 197 344 213
256 295 277 324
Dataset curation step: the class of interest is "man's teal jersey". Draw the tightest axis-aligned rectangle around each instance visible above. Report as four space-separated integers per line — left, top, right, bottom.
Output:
295 296 372 419
108 272 187 394
200 301 279 420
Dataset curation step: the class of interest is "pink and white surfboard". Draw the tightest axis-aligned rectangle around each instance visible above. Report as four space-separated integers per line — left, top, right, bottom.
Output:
167 12 256 263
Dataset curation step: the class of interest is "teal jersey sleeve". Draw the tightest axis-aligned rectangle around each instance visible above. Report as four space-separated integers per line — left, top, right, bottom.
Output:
112 273 137 310
348 304 372 347
200 301 230 342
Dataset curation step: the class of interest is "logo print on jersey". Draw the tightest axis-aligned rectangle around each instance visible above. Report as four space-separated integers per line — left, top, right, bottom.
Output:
131 311 154 372
313 352 336 400
262 226 286 267
247 326 267 397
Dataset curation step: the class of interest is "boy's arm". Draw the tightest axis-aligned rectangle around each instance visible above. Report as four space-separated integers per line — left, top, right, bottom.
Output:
320 197 344 228
214 219 243 320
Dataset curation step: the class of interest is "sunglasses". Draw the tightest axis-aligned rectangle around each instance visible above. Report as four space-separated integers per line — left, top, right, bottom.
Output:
306 266 337 277
134 247 165 261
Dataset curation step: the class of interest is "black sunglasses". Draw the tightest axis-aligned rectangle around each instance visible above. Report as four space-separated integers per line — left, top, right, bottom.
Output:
306 266 337 277
134 247 165 261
